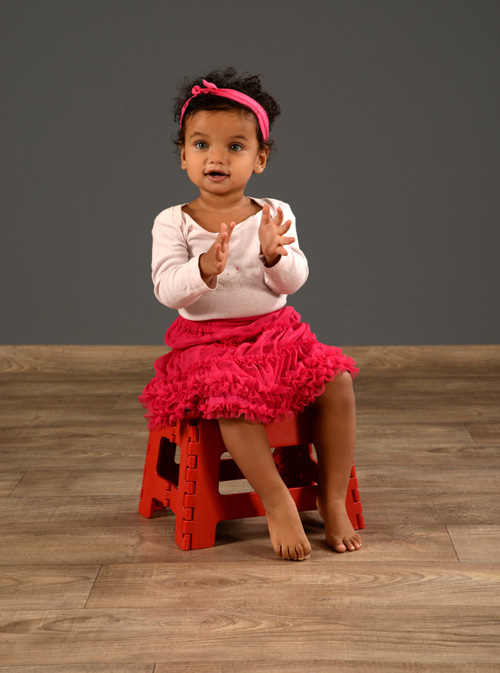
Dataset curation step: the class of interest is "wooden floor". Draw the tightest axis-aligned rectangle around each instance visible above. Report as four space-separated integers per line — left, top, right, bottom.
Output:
0 345 499 672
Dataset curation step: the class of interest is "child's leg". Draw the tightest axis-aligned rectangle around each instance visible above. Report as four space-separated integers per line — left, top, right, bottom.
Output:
218 417 312 561
312 372 362 553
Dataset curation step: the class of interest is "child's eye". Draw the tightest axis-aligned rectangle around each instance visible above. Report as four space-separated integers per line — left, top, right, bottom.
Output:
229 143 243 152
195 141 208 150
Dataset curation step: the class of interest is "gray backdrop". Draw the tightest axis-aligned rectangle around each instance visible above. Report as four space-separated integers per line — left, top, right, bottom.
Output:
2 0 499 346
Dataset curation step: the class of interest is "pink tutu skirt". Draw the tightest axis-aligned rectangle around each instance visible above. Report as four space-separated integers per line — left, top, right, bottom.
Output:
139 306 359 429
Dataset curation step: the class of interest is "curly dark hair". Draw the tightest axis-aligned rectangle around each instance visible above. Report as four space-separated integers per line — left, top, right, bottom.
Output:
172 67 281 153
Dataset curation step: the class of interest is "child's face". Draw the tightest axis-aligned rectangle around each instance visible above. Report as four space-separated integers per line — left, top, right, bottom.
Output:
181 109 268 200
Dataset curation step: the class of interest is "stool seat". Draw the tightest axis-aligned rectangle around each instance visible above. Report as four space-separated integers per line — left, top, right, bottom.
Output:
138 412 365 550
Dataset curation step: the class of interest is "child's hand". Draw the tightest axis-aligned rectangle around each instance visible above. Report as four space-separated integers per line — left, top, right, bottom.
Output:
258 205 295 267
199 222 236 285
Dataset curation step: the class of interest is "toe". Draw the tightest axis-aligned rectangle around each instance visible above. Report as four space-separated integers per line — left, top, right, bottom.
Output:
332 536 347 553
346 535 362 551
344 537 356 551
296 543 310 561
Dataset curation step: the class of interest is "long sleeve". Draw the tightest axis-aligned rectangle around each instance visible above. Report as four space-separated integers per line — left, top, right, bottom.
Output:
151 208 216 310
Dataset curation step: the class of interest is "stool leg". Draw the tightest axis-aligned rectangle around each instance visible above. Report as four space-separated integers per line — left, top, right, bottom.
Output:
174 420 225 551
346 464 365 531
138 430 172 518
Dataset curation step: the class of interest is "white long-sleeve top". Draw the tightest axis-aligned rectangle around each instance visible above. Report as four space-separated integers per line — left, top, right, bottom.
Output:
151 197 309 320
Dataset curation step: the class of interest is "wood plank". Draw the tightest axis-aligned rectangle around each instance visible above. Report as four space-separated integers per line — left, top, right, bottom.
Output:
348 345 500 376
7 663 491 673
447 525 500 563
356 399 500 424
356 442 500 468
0 524 179 566
0 407 146 430
8 469 142 498
113 393 148 411
3 397 498 427
0 426 147 471
1 663 494 673
154 664 500 673
1 665 154 673
356 465 500 493
359 490 500 526
304 523 458 563
0 394 120 414
87 562 500 609
356 375 500 394
0 375 148 392
0 425 147 451
0 565 100 610
0 481 458 564
343 422 475 447
2 345 499 375
0 606 498 667
2 426 496 473
0 497 143 529
0 346 167 375
466 423 500 444
13 460 497 503
0 471 26 498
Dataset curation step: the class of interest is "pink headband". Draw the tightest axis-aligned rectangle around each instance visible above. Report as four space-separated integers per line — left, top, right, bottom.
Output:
179 79 270 141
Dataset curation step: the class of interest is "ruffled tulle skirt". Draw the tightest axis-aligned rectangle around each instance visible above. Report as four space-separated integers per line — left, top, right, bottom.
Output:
139 306 359 428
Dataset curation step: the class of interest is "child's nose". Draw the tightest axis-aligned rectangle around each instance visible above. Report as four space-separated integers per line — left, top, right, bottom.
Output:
207 146 226 164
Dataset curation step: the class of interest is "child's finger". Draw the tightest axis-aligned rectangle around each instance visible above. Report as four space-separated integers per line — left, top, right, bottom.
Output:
226 222 236 245
260 204 271 226
281 236 295 246
218 223 228 251
226 221 236 243
216 242 223 262
272 207 284 226
279 219 293 234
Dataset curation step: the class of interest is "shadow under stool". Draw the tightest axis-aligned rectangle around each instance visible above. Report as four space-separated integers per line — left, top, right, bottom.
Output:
138 411 365 550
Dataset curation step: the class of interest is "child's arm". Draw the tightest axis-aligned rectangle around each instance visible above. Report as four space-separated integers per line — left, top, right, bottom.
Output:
151 209 236 309
258 202 309 295
152 215 208 309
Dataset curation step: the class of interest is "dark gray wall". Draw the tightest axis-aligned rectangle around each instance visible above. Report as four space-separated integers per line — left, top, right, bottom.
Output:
2 0 499 345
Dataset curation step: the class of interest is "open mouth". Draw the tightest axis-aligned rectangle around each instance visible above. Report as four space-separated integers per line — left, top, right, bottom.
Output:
206 171 228 181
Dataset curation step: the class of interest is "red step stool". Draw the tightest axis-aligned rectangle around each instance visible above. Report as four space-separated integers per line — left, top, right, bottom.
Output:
138 411 365 550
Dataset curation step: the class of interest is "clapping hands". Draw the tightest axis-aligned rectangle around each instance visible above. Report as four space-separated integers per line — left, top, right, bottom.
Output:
199 205 295 286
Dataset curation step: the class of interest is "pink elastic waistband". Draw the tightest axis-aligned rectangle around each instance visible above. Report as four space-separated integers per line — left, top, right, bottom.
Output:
184 309 281 329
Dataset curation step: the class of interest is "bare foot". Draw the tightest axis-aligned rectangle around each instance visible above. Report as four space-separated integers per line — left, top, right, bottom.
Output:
317 498 362 553
265 495 312 561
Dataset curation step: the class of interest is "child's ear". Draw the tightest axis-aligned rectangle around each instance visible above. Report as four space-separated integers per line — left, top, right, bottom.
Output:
254 146 269 174
180 145 187 170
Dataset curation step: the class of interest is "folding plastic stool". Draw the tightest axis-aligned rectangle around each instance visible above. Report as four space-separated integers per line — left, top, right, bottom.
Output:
138 411 365 550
